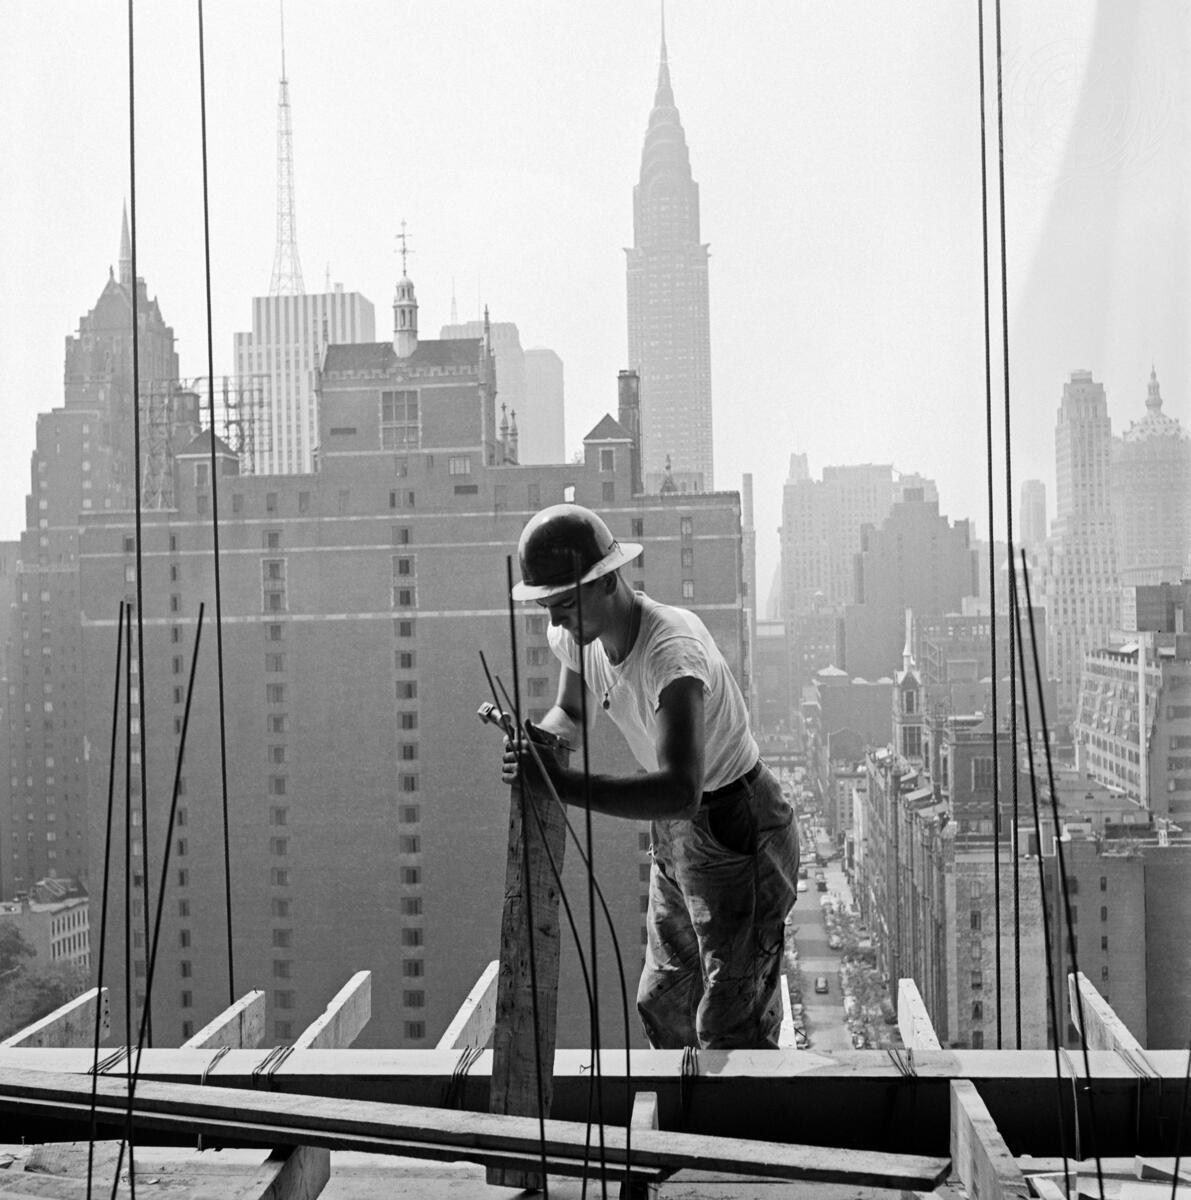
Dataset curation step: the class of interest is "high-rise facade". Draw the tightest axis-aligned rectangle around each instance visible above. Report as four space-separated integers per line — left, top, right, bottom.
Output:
439 321 566 466
1044 370 1121 722
1019 479 1047 551
1112 367 1191 586
234 289 375 476
0 215 179 901
626 24 712 494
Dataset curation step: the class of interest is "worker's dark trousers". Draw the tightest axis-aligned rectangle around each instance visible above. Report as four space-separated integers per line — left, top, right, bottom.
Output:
638 763 799 1049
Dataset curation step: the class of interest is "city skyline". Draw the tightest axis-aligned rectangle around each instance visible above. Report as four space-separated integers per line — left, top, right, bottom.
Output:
2 1 1187 598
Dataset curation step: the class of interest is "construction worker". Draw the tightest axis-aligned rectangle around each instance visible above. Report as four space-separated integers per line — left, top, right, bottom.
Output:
503 502 799 1050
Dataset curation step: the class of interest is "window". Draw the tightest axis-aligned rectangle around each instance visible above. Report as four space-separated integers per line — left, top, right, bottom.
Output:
401 928 423 947
272 898 291 918
970 911 981 931
270 868 290 886
180 961 192 978
1100 905 1107 921
400 804 420 823
527 677 549 698
273 960 292 978
399 712 418 730
448 456 471 476
397 681 417 700
400 775 419 794
195 463 210 488
971 970 983 989
681 580 694 600
395 619 414 638
270 837 288 855
1101 965 1110 980
270 806 288 825
404 1021 426 1040
298 491 310 513
394 556 413 577
272 929 292 948
631 518 644 537
971 1001 983 1021
266 492 278 513
680 517 693 541
268 714 288 733
402 960 424 977
400 744 418 761
381 389 419 449
681 547 694 569
394 587 415 608
527 646 549 666
400 866 421 885
270 745 286 764
972 757 995 789
179 929 191 948
264 530 281 550
1067 878 1079 895
404 990 425 1007
401 897 423 915
181 990 193 1009
600 448 615 471
266 653 284 673
971 1030 984 1048
1100 876 1108 891
267 684 286 704
275 990 294 1010
602 481 615 502
526 615 547 636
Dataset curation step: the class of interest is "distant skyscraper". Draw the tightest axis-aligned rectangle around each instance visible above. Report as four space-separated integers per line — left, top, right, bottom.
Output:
1112 367 1191 586
440 321 565 465
234 39 374 475
1044 370 1120 721
1020 479 1048 551
626 21 712 493
523 348 565 464
235 289 375 476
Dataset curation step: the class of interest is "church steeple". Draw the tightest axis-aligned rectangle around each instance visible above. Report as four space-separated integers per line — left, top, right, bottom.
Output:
392 221 418 358
119 203 132 287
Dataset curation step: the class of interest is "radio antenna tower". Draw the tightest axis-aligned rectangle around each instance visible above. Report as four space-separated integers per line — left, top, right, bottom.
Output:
269 0 305 295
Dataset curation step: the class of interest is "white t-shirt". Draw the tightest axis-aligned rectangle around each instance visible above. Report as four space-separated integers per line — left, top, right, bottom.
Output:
548 593 758 791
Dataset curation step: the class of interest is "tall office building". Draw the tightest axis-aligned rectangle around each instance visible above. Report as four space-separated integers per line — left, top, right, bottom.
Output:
1019 480 1047 551
234 288 375 475
626 22 712 493
1112 367 1191 586
233 34 375 476
439 321 565 465
0 214 179 901
523 347 565 464
1044 370 1121 722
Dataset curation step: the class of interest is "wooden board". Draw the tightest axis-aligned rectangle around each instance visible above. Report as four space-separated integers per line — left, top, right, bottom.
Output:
182 990 267 1051
950 1079 1029 1199
291 973 371 1051
0 988 108 1050
0 1067 951 1190
435 960 498 1051
488 756 568 1187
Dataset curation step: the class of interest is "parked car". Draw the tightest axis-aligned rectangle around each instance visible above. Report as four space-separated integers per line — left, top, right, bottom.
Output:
796 880 808 893
814 976 829 994
828 933 842 950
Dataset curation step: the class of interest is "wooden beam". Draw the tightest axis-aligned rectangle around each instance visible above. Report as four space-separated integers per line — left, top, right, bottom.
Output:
290 972 371 1051
6 1045 1191 1158
488 749 568 1188
0 1066 952 1191
435 960 498 1051
619 1091 661 1200
950 1079 1029 1199
778 973 797 1049
0 988 108 1049
1068 971 1143 1053
181 990 266 1051
897 978 941 1050
236 1146 330 1200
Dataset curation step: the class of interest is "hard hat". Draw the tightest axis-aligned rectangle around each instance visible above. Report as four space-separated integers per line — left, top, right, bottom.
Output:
510 503 642 601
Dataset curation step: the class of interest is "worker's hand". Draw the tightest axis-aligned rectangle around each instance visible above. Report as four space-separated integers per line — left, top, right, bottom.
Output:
501 729 563 792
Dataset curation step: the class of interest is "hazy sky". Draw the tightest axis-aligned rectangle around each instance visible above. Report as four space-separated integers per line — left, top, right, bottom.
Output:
2 2 1186 600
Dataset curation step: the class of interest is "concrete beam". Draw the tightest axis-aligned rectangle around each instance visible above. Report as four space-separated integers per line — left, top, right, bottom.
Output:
291 973 370 1051
181 990 266 1051
950 1079 1029 1199
0 988 108 1049
435 961 498 1051
897 978 941 1050
1068 971 1143 1052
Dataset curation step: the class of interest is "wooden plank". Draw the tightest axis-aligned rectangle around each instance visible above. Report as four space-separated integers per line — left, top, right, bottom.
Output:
488 746 568 1188
0 1066 952 1190
233 1146 330 1200
290 972 371 1051
620 1091 661 1200
778 973 797 1049
1068 971 1143 1053
950 1079 1029 1199
897 978 941 1050
181 990 266 1051
435 960 499 1051
0 988 108 1049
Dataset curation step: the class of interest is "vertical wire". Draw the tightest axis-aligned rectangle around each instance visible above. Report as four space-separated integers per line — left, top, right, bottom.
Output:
124 0 152 1043
573 565 609 1198
86 602 125 1200
195 0 237 1005
110 606 206 1200
1020 558 1105 1198
991 0 1023 1050
975 0 1005 1051
504 562 551 1196
1172 1033 1191 1200
1010 568 1073 1195
121 602 136 1200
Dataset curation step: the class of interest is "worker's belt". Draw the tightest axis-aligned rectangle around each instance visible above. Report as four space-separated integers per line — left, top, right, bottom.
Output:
701 760 762 806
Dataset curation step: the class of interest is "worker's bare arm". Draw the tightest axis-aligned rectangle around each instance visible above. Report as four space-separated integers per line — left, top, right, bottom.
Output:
502 675 705 821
